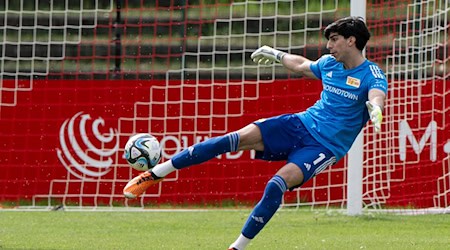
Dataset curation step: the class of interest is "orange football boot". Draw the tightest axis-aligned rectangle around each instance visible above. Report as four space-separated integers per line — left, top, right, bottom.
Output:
123 171 163 199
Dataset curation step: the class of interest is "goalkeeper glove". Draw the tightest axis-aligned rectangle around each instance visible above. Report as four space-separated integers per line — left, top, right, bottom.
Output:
251 45 287 64
366 101 383 133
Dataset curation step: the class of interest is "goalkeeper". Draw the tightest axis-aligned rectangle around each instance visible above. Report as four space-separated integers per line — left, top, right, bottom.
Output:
124 16 387 250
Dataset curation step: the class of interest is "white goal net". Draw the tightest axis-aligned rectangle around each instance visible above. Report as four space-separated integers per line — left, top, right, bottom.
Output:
3 0 448 212
0 0 113 109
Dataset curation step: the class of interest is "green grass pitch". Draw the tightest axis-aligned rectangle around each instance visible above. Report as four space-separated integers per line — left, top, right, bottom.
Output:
0 209 449 249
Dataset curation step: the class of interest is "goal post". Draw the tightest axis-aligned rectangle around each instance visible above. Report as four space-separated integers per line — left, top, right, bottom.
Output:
347 0 367 216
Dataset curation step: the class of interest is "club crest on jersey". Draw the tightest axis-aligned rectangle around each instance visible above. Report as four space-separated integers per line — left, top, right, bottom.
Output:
346 76 361 88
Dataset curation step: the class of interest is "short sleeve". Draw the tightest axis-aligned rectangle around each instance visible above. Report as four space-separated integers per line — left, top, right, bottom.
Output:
309 55 332 80
367 64 388 94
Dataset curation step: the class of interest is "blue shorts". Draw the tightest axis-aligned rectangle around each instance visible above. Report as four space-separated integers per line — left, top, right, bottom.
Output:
253 114 337 185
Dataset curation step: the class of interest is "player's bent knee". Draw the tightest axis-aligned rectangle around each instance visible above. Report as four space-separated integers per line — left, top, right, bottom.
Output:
236 124 264 151
276 163 304 189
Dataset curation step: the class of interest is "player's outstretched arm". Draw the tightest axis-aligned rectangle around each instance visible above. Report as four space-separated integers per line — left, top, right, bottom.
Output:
250 45 317 79
366 89 386 133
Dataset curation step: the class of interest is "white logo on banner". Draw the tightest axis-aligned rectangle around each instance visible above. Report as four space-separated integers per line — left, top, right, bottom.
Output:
56 112 119 179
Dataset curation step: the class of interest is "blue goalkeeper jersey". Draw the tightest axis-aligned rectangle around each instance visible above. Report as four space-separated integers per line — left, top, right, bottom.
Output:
296 54 388 161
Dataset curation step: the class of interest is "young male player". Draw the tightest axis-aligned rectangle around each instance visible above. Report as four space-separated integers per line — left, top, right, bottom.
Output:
124 16 387 249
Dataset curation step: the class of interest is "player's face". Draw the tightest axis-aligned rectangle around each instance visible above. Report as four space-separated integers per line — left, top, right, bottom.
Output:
326 32 352 62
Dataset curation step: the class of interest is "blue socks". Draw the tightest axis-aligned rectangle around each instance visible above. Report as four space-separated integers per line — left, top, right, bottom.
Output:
170 133 287 241
242 175 288 239
171 132 240 169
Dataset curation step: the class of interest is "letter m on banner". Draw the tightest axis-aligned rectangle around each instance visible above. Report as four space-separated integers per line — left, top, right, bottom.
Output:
399 120 437 162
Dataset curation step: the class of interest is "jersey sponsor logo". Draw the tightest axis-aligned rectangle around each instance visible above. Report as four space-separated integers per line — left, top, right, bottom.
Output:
346 76 361 88
323 84 359 101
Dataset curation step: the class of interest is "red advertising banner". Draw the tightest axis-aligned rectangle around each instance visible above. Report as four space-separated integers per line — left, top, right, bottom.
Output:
0 79 449 208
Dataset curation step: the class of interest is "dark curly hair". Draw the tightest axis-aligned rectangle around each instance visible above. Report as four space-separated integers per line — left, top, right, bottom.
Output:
324 16 371 51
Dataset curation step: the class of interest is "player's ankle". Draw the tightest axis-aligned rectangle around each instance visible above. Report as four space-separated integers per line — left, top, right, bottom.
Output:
229 234 251 250
149 171 162 180
151 160 177 177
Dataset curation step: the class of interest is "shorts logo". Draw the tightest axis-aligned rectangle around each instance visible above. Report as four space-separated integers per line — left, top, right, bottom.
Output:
346 76 361 88
304 163 311 171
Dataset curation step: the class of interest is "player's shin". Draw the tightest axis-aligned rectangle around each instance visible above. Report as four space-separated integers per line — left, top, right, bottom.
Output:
170 132 240 169
230 175 287 249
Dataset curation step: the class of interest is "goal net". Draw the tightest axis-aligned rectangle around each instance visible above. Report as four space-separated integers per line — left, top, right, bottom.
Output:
373 0 450 213
0 0 114 108
0 0 449 213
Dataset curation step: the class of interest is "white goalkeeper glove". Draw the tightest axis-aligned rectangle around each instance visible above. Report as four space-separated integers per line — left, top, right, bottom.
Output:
366 101 383 133
251 45 287 65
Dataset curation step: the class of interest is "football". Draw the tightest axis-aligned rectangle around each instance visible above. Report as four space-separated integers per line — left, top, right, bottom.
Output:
124 133 162 171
